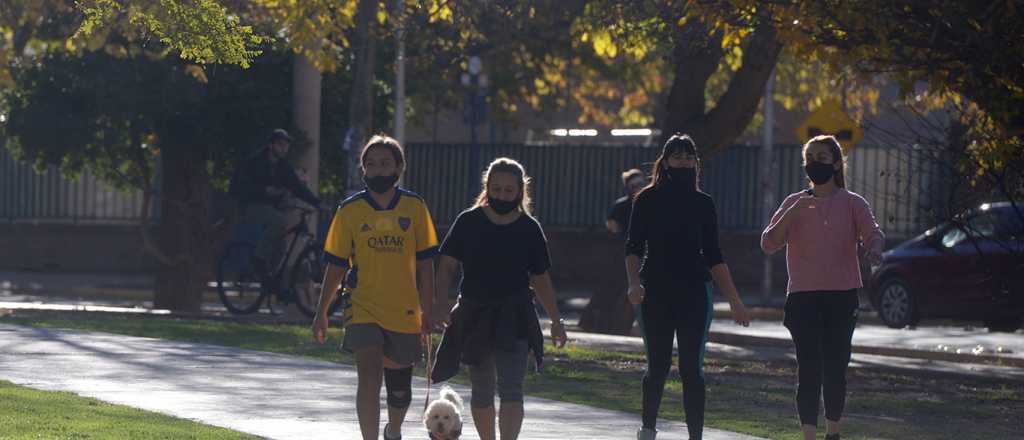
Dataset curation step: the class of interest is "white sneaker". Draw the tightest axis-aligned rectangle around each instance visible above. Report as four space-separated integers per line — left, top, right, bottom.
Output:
636 427 657 440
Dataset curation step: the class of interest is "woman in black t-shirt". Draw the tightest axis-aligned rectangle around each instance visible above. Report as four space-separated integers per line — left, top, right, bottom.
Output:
433 157 568 440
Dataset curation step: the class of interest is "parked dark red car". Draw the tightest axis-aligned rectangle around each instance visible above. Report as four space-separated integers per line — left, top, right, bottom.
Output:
869 202 1024 331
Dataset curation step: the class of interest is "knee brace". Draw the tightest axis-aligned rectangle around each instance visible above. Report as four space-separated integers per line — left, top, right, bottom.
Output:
384 367 413 408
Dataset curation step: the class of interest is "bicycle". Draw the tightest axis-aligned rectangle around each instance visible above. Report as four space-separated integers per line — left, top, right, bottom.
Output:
216 206 348 318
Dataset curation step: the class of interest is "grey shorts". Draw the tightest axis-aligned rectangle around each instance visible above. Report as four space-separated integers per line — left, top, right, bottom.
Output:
341 323 422 366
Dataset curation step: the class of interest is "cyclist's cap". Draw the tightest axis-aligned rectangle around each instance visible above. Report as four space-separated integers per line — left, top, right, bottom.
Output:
269 128 293 143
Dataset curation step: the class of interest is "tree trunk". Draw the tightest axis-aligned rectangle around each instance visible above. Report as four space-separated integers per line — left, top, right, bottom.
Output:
347 0 378 189
578 280 634 335
563 231 634 335
660 20 782 155
153 143 213 313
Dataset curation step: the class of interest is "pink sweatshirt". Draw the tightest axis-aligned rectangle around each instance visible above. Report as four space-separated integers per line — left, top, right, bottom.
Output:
761 188 885 294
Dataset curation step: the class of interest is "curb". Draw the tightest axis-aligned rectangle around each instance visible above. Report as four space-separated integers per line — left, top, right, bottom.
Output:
706 331 1024 369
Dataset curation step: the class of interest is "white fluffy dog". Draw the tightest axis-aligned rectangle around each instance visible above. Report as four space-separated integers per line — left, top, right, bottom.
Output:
423 385 464 440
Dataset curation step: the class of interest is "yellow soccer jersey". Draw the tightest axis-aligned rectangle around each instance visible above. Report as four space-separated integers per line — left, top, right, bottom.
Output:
324 188 438 334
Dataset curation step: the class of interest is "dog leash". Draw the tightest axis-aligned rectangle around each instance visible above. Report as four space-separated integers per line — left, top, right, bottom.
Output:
423 330 433 412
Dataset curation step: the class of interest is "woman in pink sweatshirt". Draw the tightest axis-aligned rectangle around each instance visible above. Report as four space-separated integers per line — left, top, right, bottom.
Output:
761 135 884 440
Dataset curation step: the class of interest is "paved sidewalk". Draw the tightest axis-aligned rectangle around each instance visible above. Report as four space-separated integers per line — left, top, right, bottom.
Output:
6 269 1022 363
5 269 1022 372
0 324 763 440
4 298 1022 381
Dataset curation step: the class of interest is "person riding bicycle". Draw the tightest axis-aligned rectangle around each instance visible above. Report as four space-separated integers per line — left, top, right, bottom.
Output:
229 128 328 276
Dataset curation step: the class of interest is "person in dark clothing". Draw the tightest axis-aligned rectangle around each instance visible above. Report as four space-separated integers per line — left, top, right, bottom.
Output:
625 134 751 440
229 129 326 273
606 168 649 337
434 157 567 440
606 168 647 238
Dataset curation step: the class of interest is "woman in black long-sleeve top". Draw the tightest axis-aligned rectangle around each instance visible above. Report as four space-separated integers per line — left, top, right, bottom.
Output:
626 134 751 440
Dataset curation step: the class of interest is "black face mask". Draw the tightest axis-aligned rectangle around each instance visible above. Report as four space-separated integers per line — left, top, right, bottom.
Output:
488 196 520 215
363 174 398 194
666 166 697 190
804 162 836 185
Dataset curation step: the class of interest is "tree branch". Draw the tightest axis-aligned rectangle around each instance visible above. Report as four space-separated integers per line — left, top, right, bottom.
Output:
700 19 782 154
659 19 724 143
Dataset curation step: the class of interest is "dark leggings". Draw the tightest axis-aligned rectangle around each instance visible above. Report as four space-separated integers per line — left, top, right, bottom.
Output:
640 282 712 439
783 290 859 427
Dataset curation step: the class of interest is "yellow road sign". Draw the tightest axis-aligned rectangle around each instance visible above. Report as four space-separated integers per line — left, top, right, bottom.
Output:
795 99 863 152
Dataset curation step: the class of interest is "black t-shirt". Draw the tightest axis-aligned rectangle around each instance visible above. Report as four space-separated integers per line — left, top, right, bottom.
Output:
607 195 633 239
439 207 552 301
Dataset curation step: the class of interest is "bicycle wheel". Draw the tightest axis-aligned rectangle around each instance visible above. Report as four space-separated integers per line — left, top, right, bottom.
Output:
217 242 267 315
290 244 344 318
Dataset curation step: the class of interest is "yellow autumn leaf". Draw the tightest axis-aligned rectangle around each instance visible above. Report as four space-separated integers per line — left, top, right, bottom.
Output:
592 31 608 56
427 0 452 23
592 31 618 58
438 3 453 22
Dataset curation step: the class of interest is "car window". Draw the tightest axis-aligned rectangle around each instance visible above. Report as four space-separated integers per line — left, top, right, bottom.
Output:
941 226 966 248
941 213 997 248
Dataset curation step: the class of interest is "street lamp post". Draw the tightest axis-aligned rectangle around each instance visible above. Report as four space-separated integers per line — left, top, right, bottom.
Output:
462 56 488 188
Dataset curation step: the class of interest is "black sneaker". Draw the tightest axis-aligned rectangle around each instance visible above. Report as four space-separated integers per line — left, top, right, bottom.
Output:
825 434 841 440
382 422 402 440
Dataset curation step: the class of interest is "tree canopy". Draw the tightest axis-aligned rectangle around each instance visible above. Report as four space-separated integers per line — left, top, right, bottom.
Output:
4 0 1021 312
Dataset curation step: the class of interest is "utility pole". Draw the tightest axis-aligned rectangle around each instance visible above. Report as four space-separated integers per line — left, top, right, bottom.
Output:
760 68 776 301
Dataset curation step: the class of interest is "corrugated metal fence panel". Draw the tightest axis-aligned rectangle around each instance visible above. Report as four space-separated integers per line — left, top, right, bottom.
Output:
701 145 763 230
405 143 944 236
845 145 951 237
762 143 951 236
1 145 154 224
405 143 660 227
3 140 945 235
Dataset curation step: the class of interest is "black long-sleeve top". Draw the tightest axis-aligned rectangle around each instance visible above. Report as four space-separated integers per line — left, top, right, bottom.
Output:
229 149 321 208
625 184 725 288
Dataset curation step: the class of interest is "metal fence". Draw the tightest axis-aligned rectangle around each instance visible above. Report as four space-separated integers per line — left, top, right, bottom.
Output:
0 146 156 224
405 142 949 236
843 144 952 237
404 143 659 228
3 141 948 236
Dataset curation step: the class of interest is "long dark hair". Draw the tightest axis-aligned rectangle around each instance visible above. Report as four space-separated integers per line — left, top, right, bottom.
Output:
638 133 701 198
472 157 534 215
802 135 846 188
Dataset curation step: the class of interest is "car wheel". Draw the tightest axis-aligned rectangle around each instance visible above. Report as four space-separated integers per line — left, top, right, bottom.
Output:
877 278 917 329
984 317 1022 333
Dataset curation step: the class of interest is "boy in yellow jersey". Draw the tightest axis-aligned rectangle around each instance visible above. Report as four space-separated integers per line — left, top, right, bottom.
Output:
313 135 438 440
